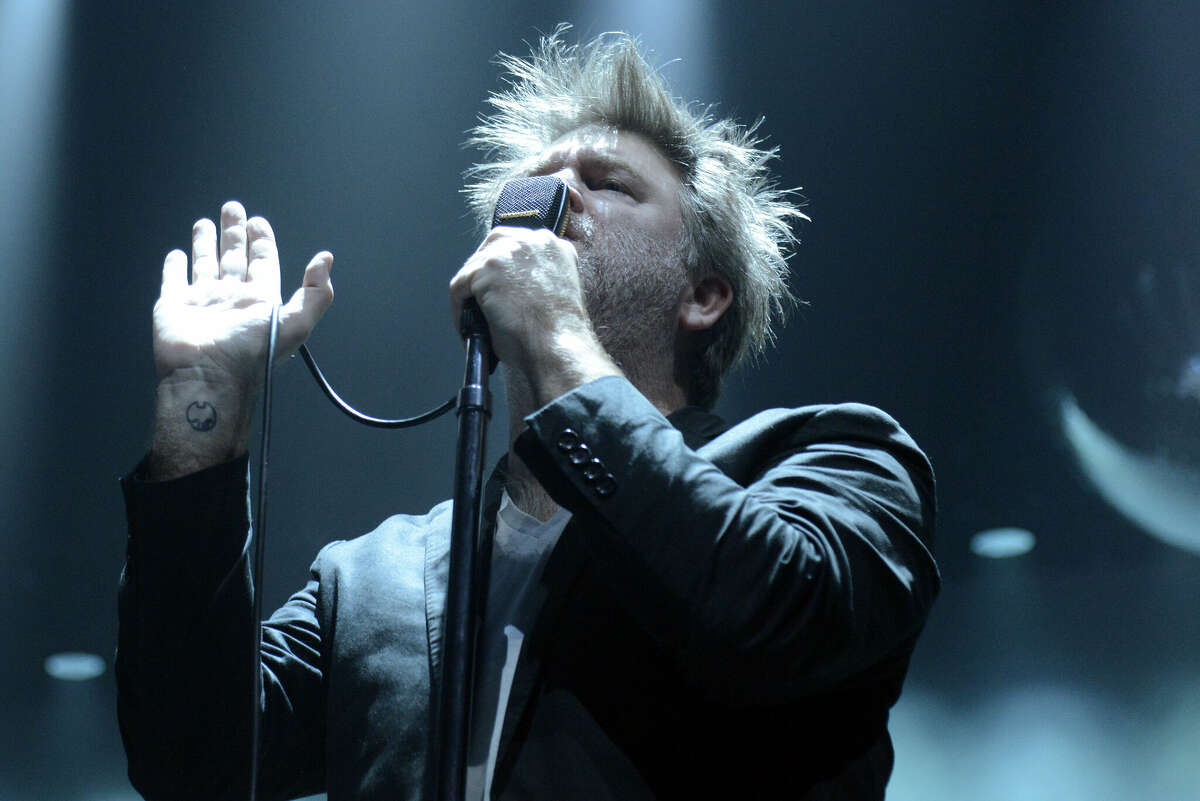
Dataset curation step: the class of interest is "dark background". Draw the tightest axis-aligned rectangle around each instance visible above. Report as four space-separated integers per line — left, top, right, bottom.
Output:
3 1 1198 799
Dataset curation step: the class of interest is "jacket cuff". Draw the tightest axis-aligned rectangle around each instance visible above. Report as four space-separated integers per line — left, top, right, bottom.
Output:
120 454 253 598
513 375 681 523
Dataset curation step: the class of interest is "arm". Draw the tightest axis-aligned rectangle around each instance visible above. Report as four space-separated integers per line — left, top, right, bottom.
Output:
514 377 939 704
118 202 335 799
448 217 937 702
118 457 328 800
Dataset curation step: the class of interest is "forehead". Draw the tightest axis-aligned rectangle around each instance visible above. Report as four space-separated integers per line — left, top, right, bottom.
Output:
531 124 683 187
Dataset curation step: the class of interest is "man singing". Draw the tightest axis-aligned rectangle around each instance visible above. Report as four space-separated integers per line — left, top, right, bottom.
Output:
117 28 939 801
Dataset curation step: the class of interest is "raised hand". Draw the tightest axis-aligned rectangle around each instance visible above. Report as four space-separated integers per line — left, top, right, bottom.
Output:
148 201 333 479
154 201 333 385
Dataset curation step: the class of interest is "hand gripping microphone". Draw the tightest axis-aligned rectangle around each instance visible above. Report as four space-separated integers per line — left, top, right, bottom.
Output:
460 174 572 370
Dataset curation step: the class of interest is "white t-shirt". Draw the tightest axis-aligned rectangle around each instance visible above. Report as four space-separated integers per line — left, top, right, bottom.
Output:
465 492 571 801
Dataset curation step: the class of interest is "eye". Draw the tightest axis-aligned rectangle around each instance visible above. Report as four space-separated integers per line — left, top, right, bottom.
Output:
598 178 629 194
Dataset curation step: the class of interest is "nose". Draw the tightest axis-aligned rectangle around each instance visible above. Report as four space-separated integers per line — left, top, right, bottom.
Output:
552 167 586 215
565 181 584 215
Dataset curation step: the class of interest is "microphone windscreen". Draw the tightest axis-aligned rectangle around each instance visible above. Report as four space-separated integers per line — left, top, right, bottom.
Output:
491 176 570 236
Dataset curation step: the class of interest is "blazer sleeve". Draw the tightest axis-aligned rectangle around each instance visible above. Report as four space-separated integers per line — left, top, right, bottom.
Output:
513 376 940 704
116 455 328 801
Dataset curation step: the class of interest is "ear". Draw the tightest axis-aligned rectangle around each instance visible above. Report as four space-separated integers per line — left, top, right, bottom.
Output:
678 274 733 332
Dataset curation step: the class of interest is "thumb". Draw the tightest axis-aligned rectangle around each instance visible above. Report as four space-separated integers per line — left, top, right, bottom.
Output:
277 251 334 355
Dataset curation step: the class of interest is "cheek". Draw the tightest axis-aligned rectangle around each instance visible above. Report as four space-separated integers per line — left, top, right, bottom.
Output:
647 205 686 247
593 205 683 251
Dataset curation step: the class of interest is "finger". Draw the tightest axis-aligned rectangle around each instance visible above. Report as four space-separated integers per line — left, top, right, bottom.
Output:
191 218 218 283
245 216 280 294
277 252 335 353
219 200 248 280
161 249 188 299
473 224 527 253
301 251 334 290
448 258 479 336
474 227 504 253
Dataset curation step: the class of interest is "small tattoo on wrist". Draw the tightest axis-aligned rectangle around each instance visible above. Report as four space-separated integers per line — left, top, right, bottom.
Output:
186 401 218 432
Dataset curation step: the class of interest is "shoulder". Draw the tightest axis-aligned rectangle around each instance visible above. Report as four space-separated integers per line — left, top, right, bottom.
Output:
722 401 917 447
702 402 931 485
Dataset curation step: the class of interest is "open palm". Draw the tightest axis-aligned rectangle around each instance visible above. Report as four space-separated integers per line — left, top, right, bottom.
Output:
153 201 334 387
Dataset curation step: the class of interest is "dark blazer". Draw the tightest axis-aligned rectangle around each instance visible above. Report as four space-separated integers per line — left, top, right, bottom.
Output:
118 377 939 800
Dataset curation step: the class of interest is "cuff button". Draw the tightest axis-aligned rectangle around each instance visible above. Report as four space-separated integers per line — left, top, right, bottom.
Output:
556 428 581 452
582 458 606 482
594 474 618 497
567 443 591 465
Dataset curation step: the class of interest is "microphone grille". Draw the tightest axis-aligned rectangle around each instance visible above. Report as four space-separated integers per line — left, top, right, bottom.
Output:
491 176 570 236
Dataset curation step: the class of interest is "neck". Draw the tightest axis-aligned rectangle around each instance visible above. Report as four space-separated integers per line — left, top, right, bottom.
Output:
502 364 686 522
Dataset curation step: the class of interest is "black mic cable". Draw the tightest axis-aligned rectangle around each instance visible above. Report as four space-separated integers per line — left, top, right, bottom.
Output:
247 303 278 801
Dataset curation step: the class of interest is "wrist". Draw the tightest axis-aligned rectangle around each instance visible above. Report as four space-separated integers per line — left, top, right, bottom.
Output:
525 326 623 408
149 372 256 481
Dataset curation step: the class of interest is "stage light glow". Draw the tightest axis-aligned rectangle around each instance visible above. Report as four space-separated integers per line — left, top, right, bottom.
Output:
1 0 69 543
970 527 1036 558
570 0 717 99
1178 353 1200 401
44 652 106 682
1060 395 1200 555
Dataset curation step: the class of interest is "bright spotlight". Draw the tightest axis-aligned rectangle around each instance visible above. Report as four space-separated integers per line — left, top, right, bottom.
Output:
44 651 107 682
970 527 1036 558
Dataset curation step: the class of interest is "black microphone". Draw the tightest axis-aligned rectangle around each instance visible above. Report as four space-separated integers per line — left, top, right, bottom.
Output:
461 176 572 370
490 175 571 235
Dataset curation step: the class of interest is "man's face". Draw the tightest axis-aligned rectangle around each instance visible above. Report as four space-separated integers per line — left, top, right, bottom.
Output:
528 125 691 375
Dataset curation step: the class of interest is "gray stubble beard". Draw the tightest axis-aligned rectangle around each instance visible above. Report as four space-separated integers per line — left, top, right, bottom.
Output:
574 219 690 396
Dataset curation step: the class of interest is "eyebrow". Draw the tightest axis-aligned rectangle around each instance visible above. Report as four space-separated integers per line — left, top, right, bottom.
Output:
527 149 639 181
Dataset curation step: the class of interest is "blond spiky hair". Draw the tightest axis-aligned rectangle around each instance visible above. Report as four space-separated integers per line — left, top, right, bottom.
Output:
464 25 807 408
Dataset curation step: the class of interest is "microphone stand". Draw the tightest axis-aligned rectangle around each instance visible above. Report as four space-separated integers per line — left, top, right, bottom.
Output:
432 298 494 801
429 175 566 800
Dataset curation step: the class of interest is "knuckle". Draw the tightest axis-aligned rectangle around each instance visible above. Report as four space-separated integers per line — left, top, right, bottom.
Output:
248 238 275 259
